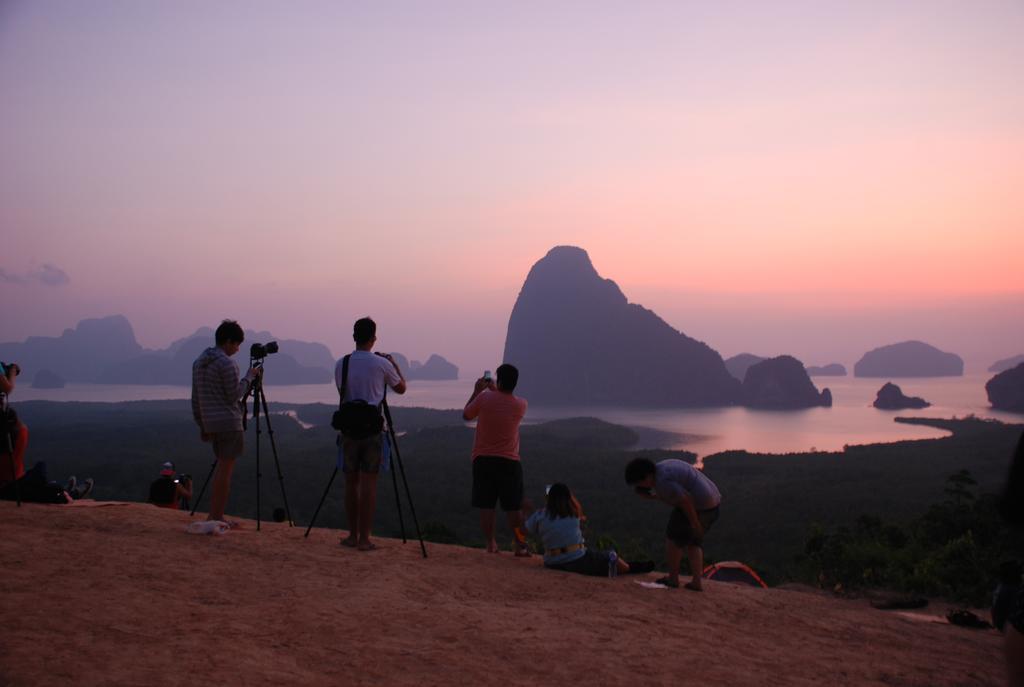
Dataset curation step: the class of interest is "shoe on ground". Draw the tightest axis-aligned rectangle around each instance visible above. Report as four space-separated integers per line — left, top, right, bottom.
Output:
628 561 656 574
73 478 94 500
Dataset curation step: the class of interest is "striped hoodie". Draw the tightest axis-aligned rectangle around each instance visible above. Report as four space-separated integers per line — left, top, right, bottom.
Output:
191 347 253 433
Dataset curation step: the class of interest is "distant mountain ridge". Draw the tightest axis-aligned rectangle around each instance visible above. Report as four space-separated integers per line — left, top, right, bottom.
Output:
1 318 333 386
502 246 741 406
1 317 463 386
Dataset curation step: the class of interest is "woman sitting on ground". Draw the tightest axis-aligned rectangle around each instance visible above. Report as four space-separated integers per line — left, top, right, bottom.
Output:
523 482 654 577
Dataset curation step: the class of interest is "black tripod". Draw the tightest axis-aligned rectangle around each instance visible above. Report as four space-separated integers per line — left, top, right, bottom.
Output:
191 361 294 530
305 398 427 558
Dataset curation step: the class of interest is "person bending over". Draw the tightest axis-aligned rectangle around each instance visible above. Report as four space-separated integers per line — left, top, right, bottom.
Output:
191 320 261 525
524 483 654 576
625 457 721 591
464 364 529 555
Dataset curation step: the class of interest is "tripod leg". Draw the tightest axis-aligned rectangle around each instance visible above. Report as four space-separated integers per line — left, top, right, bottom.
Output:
390 431 427 559
190 459 218 516
5 429 20 508
254 396 261 532
387 432 407 543
259 389 294 526
305 467 339 538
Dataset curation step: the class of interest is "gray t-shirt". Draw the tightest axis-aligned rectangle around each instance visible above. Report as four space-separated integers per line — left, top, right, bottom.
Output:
655 459 721 511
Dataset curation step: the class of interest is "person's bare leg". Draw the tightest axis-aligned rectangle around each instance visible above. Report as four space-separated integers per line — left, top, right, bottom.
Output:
357 471 378 549
684 545 705 591
506 510 531 555
206 456 236 521
1008 624 1024 687
665 538 684 586
480 509 498 552
343 471 360 545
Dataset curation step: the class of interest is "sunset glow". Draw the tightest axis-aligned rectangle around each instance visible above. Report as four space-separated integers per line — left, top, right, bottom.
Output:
1 1 1021 373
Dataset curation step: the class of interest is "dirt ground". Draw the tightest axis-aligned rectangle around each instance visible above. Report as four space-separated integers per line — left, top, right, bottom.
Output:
0 501 1006 686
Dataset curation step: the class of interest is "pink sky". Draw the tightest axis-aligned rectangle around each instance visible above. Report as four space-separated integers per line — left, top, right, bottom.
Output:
1 1 1021 375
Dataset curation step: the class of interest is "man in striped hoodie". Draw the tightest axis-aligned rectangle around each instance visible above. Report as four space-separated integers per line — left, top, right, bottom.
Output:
191 320 261 524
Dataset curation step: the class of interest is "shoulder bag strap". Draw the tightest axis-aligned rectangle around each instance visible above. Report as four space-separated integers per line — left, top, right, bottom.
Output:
338 355 350 411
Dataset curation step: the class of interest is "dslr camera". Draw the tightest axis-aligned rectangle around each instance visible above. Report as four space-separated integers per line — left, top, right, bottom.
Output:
173 473 192 485
250 341 279 359
1 361 20 377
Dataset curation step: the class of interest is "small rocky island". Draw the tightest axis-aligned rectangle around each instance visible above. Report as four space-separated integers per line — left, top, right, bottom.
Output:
806 363 847 377
986 363 1024 413
741 356 832 409
873 382 930 410
990 354 1024 374
724 353 766 381
31 369 66 389
854 341 963 378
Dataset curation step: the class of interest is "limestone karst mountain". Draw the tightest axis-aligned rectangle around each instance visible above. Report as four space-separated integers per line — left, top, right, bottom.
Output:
502 246 741 406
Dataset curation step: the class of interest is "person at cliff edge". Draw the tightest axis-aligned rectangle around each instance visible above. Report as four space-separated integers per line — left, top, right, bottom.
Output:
625 456 721 590
191 320 261 526
464 364 530 556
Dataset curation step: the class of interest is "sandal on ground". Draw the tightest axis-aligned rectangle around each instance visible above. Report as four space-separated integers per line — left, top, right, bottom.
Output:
340 537 358 548
357 542 379 552
655 576 679 589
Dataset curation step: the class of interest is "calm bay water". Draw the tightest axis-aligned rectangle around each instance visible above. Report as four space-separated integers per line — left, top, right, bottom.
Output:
15 374 1020 456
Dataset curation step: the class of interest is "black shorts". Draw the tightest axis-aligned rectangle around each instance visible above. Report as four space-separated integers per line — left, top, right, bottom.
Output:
666 506 719 548
547 549 611 577
471 455 523 511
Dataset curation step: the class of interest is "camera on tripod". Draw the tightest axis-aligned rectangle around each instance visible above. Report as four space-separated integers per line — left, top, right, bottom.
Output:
250 341 279 360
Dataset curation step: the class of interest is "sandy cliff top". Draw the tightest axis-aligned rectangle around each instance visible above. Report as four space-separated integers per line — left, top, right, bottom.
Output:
0 502 1004 686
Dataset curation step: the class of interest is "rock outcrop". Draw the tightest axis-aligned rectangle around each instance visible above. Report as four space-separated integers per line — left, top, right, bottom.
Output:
854 341 963 378
0 315 143 382
741 355 832 409
502 246 741 406
873 382 930 410
990 354 1024 374
30 369 66 389
724 354 766 381
806 363 847 377
408 354 458 380
986 363 1024 413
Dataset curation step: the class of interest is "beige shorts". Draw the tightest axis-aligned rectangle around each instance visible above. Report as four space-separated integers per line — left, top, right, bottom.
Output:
211 431 245 461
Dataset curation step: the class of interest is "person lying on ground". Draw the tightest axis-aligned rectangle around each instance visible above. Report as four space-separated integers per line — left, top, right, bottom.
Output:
523 482 654 577
0 461 93 503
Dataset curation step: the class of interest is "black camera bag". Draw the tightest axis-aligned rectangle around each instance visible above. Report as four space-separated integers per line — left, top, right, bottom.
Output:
331 355 384 439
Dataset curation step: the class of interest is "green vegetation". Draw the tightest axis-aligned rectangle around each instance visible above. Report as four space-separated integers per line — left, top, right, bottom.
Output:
801 470 1023 605
10 401 1023 599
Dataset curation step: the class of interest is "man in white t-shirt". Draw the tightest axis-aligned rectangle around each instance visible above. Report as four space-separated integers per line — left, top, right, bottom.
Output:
334 317 406 551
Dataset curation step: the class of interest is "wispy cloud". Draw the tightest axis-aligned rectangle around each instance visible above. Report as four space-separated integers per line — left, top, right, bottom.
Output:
0 264 71 287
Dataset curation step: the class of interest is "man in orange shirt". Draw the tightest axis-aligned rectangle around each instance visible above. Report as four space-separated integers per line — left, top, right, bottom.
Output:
463 364 530 555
